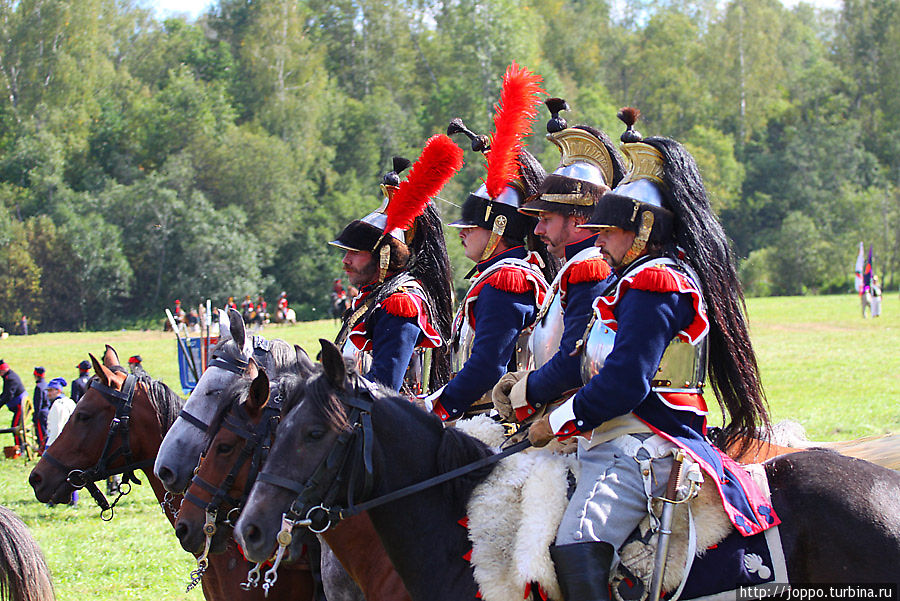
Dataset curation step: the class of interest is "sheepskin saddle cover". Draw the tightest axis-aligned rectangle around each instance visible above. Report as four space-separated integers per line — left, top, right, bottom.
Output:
457 417 733 601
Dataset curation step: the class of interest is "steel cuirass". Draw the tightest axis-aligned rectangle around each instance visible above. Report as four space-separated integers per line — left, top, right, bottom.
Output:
580 258 708 393
529 247 602 369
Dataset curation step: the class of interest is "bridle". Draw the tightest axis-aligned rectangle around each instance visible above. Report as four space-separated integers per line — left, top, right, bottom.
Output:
182 381 286 593
176 335 272 434
252 373 530 591
42 372 153 521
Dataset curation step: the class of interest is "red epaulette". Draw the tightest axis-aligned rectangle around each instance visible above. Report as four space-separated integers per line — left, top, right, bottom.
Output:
482 266 534 294
380 292 419 318
625 265 684 294
564 257 611 285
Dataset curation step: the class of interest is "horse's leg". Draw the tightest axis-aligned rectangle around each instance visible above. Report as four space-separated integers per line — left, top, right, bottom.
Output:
319 540 365 601
766 450 900 582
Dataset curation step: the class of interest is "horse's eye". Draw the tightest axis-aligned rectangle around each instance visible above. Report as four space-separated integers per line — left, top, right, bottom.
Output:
216 443 234 455
75 412 92 423
306 429 326 442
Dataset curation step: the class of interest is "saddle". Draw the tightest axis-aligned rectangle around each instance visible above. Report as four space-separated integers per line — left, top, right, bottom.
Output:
457 417 783 601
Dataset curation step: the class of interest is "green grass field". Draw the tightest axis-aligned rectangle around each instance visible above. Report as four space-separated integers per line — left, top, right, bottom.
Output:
0 296 897 600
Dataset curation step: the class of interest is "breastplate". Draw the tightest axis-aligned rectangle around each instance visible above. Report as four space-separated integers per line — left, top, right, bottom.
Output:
529 291 564 369
580 267 708 393
452 309 535 373
342 336 427 395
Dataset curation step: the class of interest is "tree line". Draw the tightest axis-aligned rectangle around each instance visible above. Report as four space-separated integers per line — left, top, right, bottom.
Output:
1 0 897 332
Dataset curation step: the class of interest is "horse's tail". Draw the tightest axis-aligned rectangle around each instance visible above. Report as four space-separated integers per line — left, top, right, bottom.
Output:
0 506 54 601
769 420 900 471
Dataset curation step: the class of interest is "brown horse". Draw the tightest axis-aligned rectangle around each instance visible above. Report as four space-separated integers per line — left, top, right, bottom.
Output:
176 356 410 601
27 346 314 601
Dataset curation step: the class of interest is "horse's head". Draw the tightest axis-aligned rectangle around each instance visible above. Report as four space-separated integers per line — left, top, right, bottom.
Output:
174 354 309 556
155 309 312 493
29 346 161 505
235 338 375 562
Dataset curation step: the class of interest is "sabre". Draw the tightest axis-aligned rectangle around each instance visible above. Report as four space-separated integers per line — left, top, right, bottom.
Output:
167 308 200 382
648 450 685 601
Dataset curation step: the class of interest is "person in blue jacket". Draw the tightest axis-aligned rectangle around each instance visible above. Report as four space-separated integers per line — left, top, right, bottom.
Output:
331 137 461 395
492 98 625 423
528 109 776 601
71 360 91 403
32 366 48 451
0 361 27 448
424 65 558 420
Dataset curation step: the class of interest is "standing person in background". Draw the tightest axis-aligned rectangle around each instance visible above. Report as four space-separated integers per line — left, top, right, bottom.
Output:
32 367 48 452
18 315 28 336
0 361 26 449
71 360 90 403
128 355 148 378
45 377 78 506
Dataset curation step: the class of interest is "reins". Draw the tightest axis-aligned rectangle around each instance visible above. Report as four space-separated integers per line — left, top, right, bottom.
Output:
42 373 153 520
253 374 531 586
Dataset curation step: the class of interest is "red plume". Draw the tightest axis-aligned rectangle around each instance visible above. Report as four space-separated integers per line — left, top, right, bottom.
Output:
384 134 464 233
485 63 544 200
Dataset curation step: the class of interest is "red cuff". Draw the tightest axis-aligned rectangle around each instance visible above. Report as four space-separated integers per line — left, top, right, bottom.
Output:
555 420 580 441
432 400 451 422
514 403 539 422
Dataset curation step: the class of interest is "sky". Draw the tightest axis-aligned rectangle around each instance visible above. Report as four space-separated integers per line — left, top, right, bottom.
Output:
152 0 843 22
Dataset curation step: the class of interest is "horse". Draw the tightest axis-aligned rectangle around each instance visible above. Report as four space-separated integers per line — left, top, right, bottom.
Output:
175 359 408 601
235 339 900 601
27 345 313 601
330 292 349 322
156 311 405 601
0 505 54 601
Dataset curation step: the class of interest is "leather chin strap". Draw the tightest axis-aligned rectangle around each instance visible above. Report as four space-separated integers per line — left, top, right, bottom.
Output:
621 210 654 267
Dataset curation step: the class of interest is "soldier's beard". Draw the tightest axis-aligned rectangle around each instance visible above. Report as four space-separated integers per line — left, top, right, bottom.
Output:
346 260 379 288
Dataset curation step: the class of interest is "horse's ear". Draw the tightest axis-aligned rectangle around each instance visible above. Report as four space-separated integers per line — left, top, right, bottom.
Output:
217 309 231 341
294 345 315 376
318 339 345 389
90 353 111 387
103 345 121 368
247 369 270 413
245 357 259 380
228 308 246 351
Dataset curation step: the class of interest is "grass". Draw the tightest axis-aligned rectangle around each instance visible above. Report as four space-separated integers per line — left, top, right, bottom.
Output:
0 299 897 599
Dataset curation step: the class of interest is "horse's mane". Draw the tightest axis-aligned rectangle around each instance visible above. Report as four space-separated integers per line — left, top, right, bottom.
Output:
137 376 184 436
0 506 54 601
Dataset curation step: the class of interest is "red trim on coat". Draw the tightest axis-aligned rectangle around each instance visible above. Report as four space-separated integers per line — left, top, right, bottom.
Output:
558 255 610 308
348 289 442 351
380 292 419 318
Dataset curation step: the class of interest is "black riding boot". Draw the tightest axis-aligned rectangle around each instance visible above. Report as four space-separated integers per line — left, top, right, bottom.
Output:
550 541 615 601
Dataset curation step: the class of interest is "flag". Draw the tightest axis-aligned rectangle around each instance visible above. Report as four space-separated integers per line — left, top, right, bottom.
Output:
863 245 874 291
854 242 865 293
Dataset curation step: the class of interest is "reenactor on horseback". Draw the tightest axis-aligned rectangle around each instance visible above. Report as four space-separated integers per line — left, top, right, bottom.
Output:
526 109 778 601
330 135 463 396
492 98 625 424
421 64 558 422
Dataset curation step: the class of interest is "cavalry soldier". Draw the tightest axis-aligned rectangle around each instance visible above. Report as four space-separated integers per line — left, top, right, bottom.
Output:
422 64 556 421
128 355 149 378
528 109 777 601
331 135 462 395
492 99 625 423
71 360 90 403
0 360 26 449
32 367 49 451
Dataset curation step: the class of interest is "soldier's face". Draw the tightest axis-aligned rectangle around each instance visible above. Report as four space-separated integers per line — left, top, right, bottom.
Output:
342 250 378 287
534 213 587 259
593 226 637 268
459 227 492 262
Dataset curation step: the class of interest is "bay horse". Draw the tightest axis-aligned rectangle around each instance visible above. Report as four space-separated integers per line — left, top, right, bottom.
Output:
236 340 900 601
0 505 54 601
27 346 313 601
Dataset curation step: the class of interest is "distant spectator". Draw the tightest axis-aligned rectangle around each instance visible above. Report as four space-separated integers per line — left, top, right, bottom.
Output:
872 275 883 317
71 360 91 403
174 299 186 321
46 378 77 506
0 361 26 448
18 315 28 336
128 355 148 378
32 367 48 451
